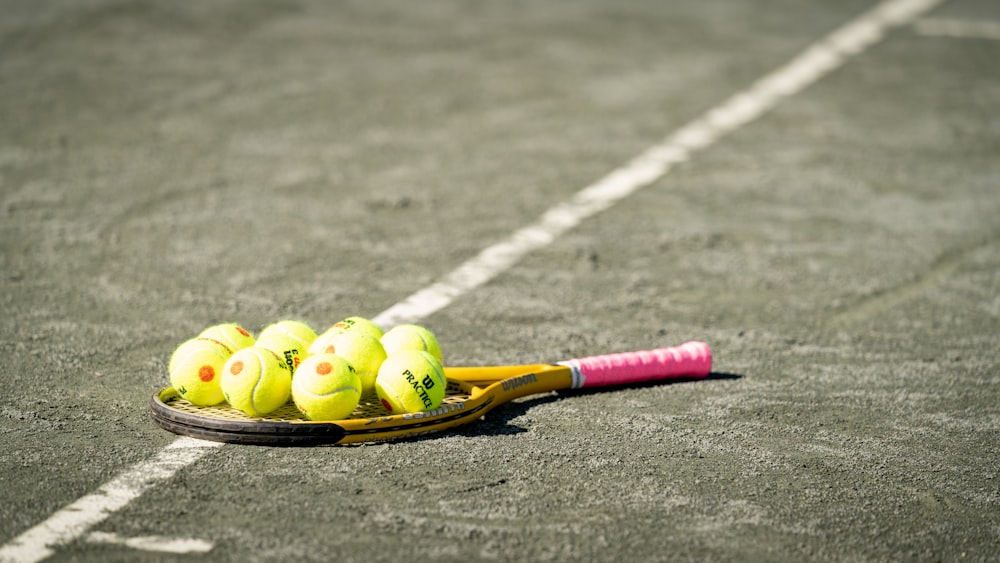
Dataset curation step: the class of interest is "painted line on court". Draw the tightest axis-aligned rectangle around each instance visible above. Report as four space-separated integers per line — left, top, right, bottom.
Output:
0 0 945 561
0 437 221 563
85 532 214 555
913 17 1000 40
374 0 946 328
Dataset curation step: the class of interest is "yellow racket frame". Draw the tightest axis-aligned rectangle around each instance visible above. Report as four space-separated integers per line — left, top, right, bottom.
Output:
151 364 574 445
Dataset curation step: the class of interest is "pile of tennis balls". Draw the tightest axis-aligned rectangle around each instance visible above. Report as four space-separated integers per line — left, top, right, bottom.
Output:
167 316 447 420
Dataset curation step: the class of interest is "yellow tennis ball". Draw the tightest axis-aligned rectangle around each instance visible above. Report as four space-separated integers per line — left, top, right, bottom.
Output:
319 331 387 395
198 323 255 351
169 338 233 406
257 320 317 351
291 354 362 421
380 324 443 363
308 328 339 357
375 350 447 414
309 316 381 355
221 347 292 417
331 316 384 339
168 337 228 374
256 331 308 374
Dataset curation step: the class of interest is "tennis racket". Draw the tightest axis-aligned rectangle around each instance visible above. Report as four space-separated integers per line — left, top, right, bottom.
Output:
150 341 711 446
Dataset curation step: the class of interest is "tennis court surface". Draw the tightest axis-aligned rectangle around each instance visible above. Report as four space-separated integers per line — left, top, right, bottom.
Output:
2 0 998 561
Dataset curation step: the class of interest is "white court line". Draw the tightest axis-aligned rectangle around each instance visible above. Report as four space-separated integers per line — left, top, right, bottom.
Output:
0 438 221 562
85 532 214 554
374 0 945 328
0 0 945 561
913 17 1000 40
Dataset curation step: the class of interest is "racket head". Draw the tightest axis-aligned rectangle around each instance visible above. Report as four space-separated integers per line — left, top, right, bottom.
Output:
150 364 565 446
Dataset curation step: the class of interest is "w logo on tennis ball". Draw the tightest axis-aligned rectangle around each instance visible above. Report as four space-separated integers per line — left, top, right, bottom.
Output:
422 375 436 389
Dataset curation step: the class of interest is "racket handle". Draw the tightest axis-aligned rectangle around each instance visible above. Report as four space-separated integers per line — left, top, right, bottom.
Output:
558 341 711 389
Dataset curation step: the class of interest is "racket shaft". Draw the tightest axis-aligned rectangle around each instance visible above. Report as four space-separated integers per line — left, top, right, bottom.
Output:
559 341 711 388
444 364 556 387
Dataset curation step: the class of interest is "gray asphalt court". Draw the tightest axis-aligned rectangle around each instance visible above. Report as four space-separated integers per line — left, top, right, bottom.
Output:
2 0 999 561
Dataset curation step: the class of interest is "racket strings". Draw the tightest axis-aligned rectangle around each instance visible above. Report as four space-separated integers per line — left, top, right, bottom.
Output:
160 380 472 423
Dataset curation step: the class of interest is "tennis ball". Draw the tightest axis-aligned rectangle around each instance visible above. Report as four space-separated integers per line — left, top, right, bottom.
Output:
375 350 447 414
380 324 443 363
168 337 227 374
291 354 362 421
309 316 382 356
256 330 308 375
257 320 317 352
331 316 384 339
198 323 255 351
169 338 233 406
308 328 339 356
221 346 292 417
318 331 387 395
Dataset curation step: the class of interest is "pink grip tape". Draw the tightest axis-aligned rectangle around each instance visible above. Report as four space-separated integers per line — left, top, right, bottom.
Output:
558 341 711 389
